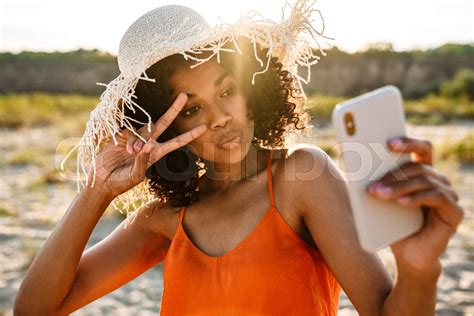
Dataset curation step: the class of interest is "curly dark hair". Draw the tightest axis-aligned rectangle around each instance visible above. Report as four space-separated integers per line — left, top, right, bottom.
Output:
125 39 309 207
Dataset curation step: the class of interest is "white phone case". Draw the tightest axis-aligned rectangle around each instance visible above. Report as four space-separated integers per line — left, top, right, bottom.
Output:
331 85 423 253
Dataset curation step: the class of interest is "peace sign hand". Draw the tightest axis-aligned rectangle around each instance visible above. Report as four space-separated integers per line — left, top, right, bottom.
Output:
90 93 206 198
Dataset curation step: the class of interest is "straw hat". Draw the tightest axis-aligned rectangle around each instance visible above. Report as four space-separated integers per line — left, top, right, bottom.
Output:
61 0 333 215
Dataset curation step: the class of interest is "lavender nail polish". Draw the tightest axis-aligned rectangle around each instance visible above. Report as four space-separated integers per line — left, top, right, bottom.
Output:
389 138 402 147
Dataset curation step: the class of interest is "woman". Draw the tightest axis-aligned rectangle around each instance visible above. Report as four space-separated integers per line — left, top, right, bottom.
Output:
14 3 464 315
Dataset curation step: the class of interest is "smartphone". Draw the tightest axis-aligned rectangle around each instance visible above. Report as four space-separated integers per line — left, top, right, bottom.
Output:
331 85 423 253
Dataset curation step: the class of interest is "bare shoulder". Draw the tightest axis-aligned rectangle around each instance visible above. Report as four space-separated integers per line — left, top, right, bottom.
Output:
274 144 345 214
131 199 182 241
277 145 393 314
278 144 362 252
279 144 335 177
280 144 354 245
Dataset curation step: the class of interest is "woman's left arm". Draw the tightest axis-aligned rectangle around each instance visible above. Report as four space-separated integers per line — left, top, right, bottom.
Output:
290 137 464 315
367 136 464 315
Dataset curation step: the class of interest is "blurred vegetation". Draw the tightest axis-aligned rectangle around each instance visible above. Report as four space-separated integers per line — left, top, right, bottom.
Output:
2 42 470 64
438 132 474 164
358 41 473 56
7 149 46 167
0 49 114 63
425 43 474 57
1 43 473 97
0 93 97 127
306 92 474 125
0 49 118 95
440 69 474 101
404 93 474 125
0 43 472 128
306 67 474 125
0 89 472 129
0 206 17 217
309 43 474 98
305 94 345 122
407 68 474 123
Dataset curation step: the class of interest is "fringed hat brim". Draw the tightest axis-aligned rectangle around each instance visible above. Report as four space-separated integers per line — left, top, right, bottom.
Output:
61 0 333 218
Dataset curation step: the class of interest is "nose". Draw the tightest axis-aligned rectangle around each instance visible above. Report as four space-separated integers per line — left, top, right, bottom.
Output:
209 104 232 130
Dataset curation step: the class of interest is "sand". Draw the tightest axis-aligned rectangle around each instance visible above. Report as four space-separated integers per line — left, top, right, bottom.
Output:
0 123 472 315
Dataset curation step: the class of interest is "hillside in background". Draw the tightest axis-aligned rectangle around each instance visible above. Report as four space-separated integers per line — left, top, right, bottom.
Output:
0 43 473 98
0 49 118 95
309 43 474 98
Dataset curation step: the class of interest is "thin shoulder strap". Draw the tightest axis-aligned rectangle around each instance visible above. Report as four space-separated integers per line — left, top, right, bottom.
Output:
179 206 185 224
267 150 275 207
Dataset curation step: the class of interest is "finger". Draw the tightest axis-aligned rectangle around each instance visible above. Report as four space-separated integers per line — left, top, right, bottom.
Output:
137 123 151 134
391 209 453 261
368 174 459 202
126 125 152 154
387 136 433 165
376 161 451 186
149 93 188 141
133 138 146 153
123 129 138 155
393 189 464 230
145 124 207 168
130 147 151 185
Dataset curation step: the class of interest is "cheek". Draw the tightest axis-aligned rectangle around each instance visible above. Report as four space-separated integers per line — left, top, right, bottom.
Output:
231 94 251 123
247 119 255 136
234 97 254 138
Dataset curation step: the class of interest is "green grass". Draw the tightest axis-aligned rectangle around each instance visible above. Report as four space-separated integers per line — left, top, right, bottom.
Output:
404 94 474 122
306 93 474 125
0 93 98 128
438 132 474 164
305 94 345 122
0 92 472 128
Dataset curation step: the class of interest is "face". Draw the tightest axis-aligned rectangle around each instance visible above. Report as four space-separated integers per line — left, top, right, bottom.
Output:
169 60 255 165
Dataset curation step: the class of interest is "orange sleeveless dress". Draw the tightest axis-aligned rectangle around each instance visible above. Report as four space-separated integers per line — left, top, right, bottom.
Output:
159 151 341 315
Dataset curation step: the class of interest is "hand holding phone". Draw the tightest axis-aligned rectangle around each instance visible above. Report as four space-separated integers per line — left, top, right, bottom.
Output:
332 85 423 252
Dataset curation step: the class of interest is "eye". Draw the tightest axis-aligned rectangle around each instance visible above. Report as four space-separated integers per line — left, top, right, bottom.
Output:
221 87 236 98
181 105 201 117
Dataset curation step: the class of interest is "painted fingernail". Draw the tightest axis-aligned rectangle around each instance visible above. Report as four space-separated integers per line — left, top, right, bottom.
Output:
377 186 392 197
369 182 393 197
397 196 411 204
369 182 384 190
134 141 143 152
389 138 403 147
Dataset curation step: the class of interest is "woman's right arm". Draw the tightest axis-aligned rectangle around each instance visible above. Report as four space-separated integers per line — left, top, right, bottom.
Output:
14 92 207 315
14 186 170 315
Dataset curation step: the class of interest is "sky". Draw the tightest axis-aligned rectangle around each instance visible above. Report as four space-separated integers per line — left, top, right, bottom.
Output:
0 0 472 54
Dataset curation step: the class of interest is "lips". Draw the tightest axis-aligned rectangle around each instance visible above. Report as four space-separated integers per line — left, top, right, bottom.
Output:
218 131 241 146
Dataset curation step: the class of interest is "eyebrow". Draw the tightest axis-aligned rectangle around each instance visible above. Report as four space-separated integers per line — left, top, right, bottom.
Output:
184 72 229 100
214 72 229 87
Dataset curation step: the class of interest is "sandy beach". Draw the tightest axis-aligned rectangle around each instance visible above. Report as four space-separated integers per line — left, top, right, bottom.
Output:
1 123 472 315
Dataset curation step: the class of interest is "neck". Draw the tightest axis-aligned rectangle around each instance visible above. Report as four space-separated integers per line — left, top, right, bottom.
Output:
199 144 270 194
